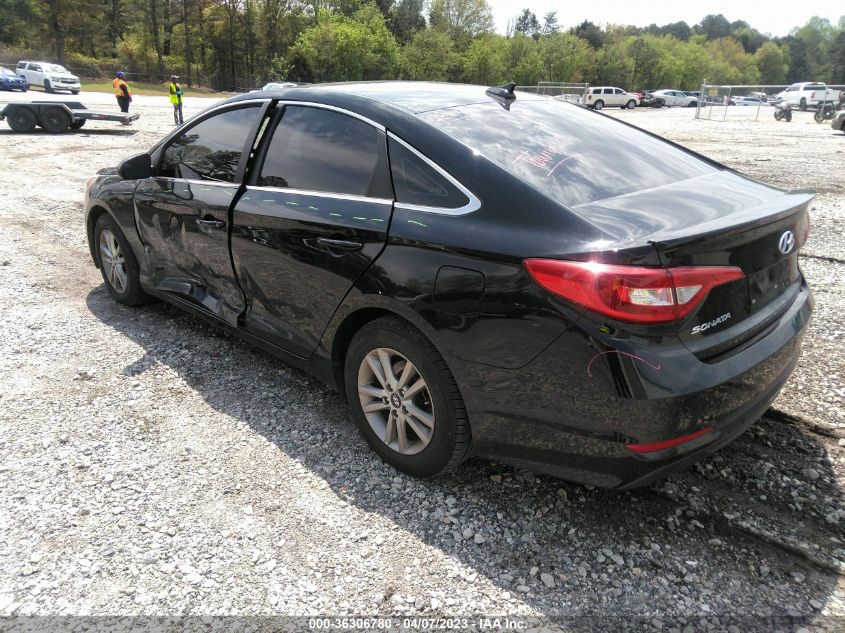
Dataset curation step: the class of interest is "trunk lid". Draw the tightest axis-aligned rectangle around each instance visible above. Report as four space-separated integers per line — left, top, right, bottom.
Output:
574 171 812 357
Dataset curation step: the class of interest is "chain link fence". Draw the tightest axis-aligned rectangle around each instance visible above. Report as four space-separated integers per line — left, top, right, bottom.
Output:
515 82 589 105
695 83 845 122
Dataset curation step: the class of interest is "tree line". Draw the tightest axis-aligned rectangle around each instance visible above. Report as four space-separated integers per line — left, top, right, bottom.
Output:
1 1 844 91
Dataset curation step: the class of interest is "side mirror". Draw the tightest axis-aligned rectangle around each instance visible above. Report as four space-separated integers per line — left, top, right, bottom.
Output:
118 153 151 180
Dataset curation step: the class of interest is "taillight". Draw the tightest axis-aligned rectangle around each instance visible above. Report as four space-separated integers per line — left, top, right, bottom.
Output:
523 260 744 324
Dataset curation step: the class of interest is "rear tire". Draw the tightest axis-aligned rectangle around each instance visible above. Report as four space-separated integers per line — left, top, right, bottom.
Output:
593 100 604 111
6 107 37 132
70 119 85 130
93 214 149 306
39 107 70 133
344 317 471 478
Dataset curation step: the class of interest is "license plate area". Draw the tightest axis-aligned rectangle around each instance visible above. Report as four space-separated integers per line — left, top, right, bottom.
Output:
748 253 799 312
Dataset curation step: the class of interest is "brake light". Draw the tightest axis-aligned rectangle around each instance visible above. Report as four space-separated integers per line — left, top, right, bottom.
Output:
523 260 744 323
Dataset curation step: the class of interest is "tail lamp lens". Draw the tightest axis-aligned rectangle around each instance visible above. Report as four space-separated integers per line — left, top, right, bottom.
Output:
524 259 744 324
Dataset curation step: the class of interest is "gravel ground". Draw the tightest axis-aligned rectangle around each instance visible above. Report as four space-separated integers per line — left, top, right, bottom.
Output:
0 92 844 631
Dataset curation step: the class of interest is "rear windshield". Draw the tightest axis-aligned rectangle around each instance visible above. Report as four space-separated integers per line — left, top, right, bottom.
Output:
418 98 716 207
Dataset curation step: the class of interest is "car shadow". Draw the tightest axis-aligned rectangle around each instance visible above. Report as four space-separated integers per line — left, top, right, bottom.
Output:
85 285 843 626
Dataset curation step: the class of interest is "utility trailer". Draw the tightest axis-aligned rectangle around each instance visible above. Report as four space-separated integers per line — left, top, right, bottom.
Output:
0 101 139 133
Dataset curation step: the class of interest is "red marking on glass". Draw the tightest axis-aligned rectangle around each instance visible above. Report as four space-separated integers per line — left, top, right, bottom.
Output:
513 147 573 177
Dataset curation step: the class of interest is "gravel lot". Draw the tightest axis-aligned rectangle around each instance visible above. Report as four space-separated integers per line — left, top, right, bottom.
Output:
0 91 844 631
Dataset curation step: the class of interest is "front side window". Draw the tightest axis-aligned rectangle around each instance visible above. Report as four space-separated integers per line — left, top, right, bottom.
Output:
159 106 261 182
258 106 388 197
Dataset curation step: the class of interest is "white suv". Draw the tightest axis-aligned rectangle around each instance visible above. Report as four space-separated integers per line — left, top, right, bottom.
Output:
16 61 81 94
584 87 639 110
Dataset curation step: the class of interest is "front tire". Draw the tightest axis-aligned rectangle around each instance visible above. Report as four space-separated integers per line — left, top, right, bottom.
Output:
344 317 470 478
93 214 149 306
43 79 52 93
625 100 636 109
799 98 807 111
71 89 79 95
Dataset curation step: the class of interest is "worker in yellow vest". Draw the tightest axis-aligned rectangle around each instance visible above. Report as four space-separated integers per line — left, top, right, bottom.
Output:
113 72 131 113
169 75 184 125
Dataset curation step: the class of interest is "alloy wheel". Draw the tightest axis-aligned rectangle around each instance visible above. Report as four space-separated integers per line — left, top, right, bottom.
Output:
357 347 435 455
98 229 128 294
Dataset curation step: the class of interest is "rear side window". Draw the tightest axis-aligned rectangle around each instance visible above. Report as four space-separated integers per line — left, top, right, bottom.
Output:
159 105 261 182
388 137 469 209
419 99 716 207
258 106 390 198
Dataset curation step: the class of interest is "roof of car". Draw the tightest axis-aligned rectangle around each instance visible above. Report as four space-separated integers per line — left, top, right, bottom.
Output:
229 81 548 115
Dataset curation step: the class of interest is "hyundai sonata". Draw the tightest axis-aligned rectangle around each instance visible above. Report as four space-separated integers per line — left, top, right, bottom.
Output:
84 82 812 488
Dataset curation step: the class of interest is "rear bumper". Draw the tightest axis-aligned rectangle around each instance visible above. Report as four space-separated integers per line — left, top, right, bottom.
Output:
458 281 812 488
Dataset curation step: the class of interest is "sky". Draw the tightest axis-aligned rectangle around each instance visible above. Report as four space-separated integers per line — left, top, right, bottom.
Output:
487 1 845 37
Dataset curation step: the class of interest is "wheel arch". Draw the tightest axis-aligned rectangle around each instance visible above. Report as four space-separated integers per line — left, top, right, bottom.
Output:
324 301 454 395
86 204 112 268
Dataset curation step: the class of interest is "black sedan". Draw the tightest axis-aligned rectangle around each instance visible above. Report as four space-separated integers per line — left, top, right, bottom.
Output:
84 82 812 488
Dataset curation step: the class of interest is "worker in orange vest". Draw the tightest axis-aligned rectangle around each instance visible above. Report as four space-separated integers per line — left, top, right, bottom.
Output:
113 71 132 113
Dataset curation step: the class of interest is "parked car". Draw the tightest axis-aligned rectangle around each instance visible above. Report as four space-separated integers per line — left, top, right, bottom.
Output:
733 97 769 107
0 66 27 91
584 86 639 110
640 92 666 107
775 82 841 111
84 82 812 488
261 82 297 90
650 89 698 107
16 60 81 94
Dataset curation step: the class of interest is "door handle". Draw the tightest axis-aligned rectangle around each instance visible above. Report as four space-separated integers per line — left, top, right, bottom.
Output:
196 217 226 230
315 237 363 253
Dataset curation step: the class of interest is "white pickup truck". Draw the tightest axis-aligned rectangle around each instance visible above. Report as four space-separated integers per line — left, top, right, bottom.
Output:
775 82 841 111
